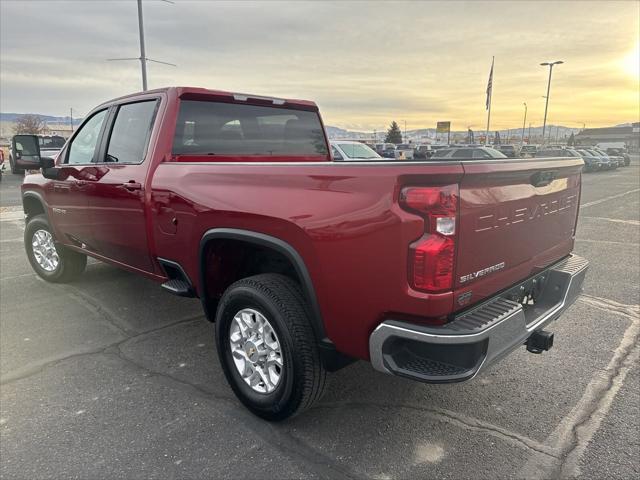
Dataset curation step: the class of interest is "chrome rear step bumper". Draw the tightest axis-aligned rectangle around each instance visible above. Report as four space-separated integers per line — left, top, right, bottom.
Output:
369 254 589 383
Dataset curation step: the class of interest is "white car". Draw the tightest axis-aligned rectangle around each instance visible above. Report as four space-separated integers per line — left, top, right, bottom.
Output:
330 141 383 161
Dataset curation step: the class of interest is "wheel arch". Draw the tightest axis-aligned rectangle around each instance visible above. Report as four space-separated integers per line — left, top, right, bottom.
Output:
198 228 327 340
22 191 47 219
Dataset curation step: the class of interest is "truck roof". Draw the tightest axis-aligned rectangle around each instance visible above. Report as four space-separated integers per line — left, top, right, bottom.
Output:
99 86 318 109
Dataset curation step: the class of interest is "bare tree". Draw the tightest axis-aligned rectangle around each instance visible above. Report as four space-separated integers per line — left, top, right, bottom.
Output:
13 115 46 135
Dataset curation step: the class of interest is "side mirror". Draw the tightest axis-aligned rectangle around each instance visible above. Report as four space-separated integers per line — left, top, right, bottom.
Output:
11 135 60 178
41 157 60 180
12 135 40 163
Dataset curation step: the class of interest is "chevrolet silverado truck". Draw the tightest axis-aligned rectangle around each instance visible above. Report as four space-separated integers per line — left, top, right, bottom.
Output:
18 87 588 420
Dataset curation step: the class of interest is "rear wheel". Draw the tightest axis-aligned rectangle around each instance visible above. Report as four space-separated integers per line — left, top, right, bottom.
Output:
24 214 86 282
215 273 326 421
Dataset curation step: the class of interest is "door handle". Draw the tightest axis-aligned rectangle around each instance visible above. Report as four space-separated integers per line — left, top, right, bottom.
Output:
122 181 142 191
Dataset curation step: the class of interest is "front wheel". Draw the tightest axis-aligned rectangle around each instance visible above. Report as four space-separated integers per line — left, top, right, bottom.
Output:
24 214 87 282
215 273 326 421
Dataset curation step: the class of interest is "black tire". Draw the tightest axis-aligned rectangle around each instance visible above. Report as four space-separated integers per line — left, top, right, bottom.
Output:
24 214 87 283
215 273 326 421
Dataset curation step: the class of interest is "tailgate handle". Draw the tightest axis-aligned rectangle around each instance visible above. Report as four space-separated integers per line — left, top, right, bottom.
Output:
530 170 557 187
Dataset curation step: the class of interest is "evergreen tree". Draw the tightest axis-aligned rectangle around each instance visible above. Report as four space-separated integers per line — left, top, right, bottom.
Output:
385 121 403 144
567 133 575 146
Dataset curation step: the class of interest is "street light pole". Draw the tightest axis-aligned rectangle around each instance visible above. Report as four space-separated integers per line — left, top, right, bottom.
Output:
137 0 148 91
540 60 563 144
107 0 175 91
521 102 527 145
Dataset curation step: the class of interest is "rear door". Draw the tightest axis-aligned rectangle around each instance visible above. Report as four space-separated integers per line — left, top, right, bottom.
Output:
86 99 159 273
454 157 583 304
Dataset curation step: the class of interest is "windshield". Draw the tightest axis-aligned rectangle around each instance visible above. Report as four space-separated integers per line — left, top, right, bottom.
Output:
337 143 381 159
481 148 508 158
39 136 65 149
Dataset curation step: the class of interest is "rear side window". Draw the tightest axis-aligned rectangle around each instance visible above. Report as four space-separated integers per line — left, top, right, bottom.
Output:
104 100 158 164
173 100 328 156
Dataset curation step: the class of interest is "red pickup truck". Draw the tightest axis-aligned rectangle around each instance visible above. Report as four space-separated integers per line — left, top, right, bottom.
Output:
18 87 588 420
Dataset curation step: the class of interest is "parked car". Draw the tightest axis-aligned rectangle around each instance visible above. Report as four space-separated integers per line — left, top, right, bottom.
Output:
413 144 432 159
375 143 397 158
395 143 414 160
587 149 616 170
575 149 604 172
431 146 508 160
9 134 65 174
330 141 382 161
535 147 599 171
496 144 520 158
18 86 588 420
606 148 631 166
520 145 537 158
601 148 626 167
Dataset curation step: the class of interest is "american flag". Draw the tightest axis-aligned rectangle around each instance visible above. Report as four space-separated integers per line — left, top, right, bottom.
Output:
486 57 494 110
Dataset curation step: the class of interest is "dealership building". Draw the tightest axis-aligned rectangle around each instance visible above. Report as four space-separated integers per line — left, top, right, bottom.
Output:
575 122 640 151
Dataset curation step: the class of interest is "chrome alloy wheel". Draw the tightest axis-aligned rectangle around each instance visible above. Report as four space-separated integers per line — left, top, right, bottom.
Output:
31 229 59 272
229 308 283 394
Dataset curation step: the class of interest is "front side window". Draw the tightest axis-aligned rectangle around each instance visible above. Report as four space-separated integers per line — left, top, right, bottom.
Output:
104 101 158 164
173 100 328 156
66 110 107 164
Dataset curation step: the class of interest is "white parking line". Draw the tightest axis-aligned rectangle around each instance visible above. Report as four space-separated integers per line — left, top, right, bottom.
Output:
581 216 640 226
580 188 640 208
575 238 640 247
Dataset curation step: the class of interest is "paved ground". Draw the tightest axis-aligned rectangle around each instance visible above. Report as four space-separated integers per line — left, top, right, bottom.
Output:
1 161 638 479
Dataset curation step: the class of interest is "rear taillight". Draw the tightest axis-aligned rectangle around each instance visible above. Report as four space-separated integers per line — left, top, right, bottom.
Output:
400 184 459 292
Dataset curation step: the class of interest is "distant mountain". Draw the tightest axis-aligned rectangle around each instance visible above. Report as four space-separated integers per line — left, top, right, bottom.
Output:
0 112 82 125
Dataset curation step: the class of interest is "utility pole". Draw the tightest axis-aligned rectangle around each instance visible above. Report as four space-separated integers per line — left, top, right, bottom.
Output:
521 102 527 146
528 123 531 143
540 60 564 143
70 108 74 133
403 120 407 143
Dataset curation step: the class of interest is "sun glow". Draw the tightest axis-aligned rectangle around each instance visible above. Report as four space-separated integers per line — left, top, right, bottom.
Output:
620 43 640 79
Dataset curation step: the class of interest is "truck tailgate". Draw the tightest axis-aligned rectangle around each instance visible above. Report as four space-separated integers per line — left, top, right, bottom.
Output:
454 157 583 308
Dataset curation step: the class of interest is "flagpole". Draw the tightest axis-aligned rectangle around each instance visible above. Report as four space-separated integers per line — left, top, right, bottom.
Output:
485 56 494 145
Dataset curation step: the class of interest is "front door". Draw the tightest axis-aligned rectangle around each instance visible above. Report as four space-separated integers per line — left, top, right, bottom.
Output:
85 99 159 274
47 109 109 249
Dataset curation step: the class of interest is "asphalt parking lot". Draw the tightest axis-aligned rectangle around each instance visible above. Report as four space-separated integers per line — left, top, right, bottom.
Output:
1 161 638 480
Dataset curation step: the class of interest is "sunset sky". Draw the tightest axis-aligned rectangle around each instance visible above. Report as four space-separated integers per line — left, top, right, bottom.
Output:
1 0 638 132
